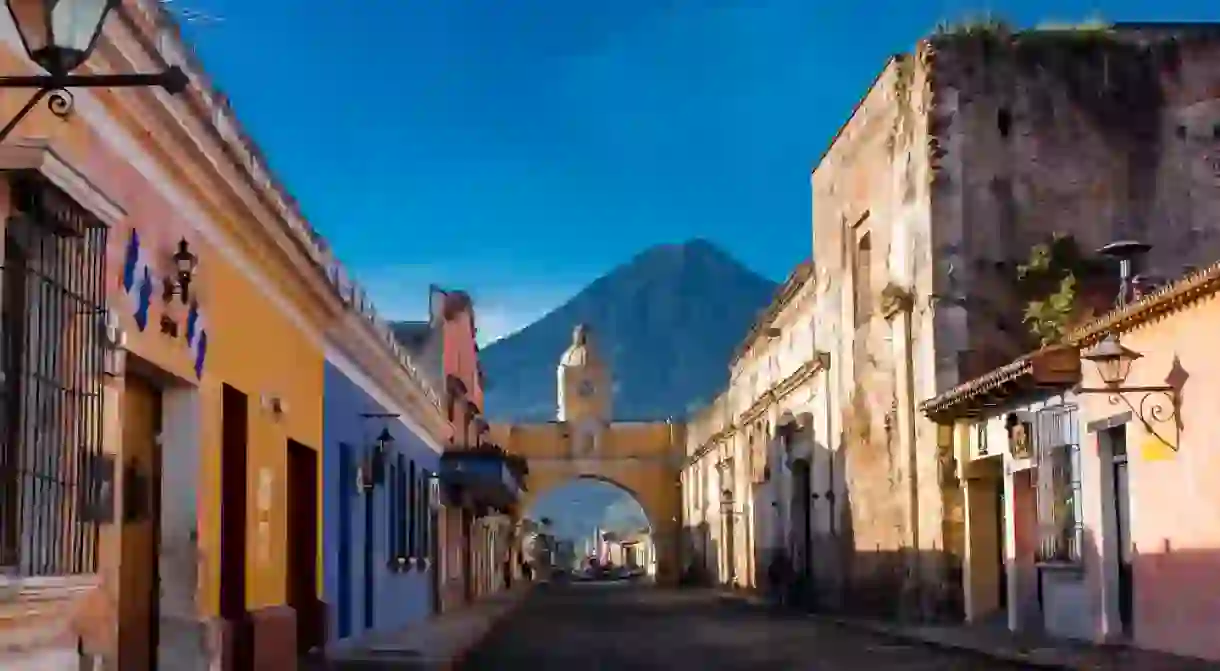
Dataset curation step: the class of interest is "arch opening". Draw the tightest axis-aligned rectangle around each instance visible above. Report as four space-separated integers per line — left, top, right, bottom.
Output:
522 475 657 580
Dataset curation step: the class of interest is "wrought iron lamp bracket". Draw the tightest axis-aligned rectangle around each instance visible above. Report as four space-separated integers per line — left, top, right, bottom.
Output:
0 67 187 143
1077 385 1180 451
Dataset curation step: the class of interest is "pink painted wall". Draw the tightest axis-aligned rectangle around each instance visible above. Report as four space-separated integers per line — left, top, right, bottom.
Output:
1079 293 1220 661
435 289 484 445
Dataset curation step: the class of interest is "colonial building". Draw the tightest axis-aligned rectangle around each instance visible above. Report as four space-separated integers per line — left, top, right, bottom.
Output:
681 260 829 597
923 259 1220 662
321 275 448 650
0 2 448 670
808 23 1220 619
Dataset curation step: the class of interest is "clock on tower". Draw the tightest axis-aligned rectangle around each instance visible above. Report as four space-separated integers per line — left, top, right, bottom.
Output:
577 378 596 398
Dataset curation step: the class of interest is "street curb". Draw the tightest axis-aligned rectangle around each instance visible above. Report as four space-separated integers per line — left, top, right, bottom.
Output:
443 584 536 670
714 590 1075 670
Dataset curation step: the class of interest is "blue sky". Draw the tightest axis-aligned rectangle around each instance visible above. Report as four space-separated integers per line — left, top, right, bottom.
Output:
172 0 1210 343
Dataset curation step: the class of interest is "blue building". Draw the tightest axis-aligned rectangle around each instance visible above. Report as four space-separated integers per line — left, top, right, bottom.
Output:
322 361 441 646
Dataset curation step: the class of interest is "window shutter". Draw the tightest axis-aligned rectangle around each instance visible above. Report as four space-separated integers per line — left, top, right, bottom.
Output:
419 469 429 560
408 460 418 557
395 454 407 560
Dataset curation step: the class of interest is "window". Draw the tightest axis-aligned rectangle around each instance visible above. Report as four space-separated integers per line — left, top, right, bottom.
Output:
392 454 410 564
407 459 418 558
419 469 431 559
853 232 872 327
1 178 109 576
1034 404 1082 563
388 458 399 562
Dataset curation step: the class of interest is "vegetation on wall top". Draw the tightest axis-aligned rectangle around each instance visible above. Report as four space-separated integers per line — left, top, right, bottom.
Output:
1015 233 1110 346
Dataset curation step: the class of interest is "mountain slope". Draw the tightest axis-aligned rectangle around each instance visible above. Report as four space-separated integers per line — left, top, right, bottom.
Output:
480 239 777 422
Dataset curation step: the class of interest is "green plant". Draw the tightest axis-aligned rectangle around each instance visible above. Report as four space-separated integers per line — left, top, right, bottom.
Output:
1015 234 1107 346
1033 13 1113 33
1022 273 1077 346
933 12 1012 38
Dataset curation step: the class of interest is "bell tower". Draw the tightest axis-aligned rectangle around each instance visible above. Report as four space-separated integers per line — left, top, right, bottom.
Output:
556 323 611 424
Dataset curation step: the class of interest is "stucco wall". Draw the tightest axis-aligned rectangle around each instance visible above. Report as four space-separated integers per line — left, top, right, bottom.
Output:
1078 294 1220 660
321 362 440 645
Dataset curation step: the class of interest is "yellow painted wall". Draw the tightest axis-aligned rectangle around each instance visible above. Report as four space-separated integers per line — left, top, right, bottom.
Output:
194 253 325 614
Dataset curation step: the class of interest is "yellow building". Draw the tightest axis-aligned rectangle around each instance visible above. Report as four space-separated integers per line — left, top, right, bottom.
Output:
0 4 346 670
490 325 685 584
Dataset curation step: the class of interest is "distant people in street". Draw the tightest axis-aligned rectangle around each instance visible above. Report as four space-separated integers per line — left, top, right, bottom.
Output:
768 549 792 607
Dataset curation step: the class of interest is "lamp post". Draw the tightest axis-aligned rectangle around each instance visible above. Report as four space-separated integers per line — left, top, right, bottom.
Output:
0 0 189 143
356 413 398 492
1097 240 1152 308
1077 240 1180 450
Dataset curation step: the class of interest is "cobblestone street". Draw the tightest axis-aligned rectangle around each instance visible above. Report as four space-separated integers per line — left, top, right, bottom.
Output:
460 583 1033 670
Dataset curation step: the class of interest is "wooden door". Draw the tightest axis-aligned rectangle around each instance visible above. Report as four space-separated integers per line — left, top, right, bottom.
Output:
118 374 162 671
286 440 320 652
219 385 251 671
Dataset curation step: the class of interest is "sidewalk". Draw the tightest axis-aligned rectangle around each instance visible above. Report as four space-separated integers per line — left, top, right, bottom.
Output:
716 590 1220 671
310 584 534 670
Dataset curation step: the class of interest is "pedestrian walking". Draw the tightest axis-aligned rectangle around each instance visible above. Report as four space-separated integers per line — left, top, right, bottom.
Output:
768 549 792 607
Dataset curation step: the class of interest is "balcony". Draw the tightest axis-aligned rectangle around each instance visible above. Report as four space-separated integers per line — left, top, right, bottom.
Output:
438 443 527 513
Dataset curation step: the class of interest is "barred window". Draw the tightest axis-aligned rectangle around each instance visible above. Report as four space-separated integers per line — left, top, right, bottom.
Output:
0 178 108 576
1034 404 1083 563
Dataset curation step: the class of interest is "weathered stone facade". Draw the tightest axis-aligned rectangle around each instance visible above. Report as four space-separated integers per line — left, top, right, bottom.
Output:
814 24 1220 621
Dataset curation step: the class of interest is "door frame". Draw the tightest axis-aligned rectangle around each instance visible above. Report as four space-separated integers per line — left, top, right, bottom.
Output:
286 440 320 653
219 384 251 671
1088 414 1134 641
1111 442 1133 636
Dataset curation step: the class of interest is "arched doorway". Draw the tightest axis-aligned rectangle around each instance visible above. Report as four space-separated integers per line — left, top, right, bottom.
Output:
523 476 659 581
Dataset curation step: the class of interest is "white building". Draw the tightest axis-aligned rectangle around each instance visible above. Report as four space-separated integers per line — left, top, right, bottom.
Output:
682 260 833 596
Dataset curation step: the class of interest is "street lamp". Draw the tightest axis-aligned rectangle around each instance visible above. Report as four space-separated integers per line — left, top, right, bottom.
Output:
356 413 398 492
0 0 189 143
1076 240 1180 450
1082 334 1141 388
1078 334 1179 450
162 238 199 304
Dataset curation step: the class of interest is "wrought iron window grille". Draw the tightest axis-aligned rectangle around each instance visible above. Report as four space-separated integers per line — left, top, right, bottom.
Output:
0 176 108 576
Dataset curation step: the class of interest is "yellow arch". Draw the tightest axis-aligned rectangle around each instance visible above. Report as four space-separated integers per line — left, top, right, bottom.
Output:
493 420 685 584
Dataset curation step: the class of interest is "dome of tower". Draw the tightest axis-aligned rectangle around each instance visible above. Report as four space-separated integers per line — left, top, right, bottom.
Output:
559 323 599 367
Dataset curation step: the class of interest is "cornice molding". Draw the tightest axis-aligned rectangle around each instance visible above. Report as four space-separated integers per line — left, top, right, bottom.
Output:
683 352 828 469
75 7 446 408
730 259 815 368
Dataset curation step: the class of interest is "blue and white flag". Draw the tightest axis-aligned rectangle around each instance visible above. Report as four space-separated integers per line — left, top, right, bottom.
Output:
120 229 154 332
186 300 208 379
